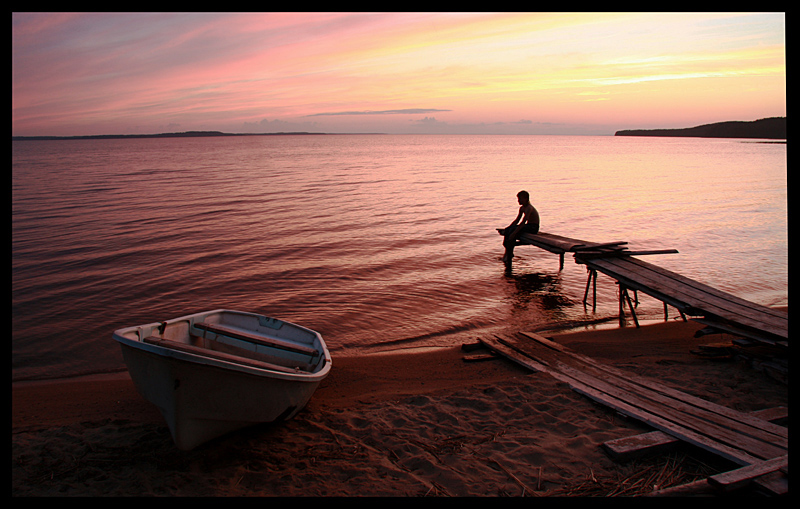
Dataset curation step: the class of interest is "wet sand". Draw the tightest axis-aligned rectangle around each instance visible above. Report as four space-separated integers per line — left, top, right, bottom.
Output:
12 319 788 496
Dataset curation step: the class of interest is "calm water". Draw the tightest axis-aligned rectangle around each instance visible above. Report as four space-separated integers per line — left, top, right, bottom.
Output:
12 135 787 382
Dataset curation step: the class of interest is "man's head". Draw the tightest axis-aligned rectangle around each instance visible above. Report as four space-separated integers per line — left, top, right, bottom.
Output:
517 190 529 204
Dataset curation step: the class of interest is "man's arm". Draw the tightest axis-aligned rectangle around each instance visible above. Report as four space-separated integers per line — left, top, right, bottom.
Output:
506 208 525 236
507 208 523 230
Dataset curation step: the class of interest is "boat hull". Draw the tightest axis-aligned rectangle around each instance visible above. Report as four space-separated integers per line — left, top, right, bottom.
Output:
113 309 331 450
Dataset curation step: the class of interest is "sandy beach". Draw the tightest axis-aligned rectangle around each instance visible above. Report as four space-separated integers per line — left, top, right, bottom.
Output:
12 318 787 497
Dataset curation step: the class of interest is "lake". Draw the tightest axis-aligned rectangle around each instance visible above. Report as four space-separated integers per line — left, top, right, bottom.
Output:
12 134 787 381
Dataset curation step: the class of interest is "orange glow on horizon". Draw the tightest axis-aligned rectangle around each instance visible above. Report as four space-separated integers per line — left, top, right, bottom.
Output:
12 12 786 136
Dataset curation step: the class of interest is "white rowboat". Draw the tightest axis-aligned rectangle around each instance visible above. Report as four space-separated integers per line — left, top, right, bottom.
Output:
112 309 331 450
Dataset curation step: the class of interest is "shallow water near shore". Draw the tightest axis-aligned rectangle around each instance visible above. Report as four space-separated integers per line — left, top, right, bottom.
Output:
12 134 787 382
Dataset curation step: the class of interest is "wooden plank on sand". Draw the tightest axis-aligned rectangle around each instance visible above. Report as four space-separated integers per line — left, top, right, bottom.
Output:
517 332 788 442
603 407 788 461
541 353 785 462
478 336 549 373
481 335 765 465
707 455 788 492
482 333 787 466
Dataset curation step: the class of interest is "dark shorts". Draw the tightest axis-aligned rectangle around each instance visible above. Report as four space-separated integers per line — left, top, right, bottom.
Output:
503 223 539 246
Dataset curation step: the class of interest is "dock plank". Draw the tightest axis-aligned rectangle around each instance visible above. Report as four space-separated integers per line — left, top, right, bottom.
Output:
692 317 787 347
584 258 787 339
612 257 788 325
507 229 787 347
516 232 591 253
623 257 787 320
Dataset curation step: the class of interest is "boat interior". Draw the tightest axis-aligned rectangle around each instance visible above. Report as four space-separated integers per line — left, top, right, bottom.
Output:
138 316 324 374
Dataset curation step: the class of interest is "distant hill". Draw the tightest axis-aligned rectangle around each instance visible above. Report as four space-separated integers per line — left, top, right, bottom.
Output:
615 117 786 140
11 131 326 141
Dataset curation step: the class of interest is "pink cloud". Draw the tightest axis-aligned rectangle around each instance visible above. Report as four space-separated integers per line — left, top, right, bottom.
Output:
12 12 786 136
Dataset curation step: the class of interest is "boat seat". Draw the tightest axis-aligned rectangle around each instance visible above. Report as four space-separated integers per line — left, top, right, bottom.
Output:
194 322 319 357
143 336 304 374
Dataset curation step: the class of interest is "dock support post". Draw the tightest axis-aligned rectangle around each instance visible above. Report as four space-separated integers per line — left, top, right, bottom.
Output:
559 252 564 271
625 288 640 327
663 302 688 322
583 269 597 311
618 283 640 327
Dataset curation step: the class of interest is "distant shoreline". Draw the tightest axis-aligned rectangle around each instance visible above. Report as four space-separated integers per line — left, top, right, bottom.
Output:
11 131 331 141
615 117 785 140
13 117 787 140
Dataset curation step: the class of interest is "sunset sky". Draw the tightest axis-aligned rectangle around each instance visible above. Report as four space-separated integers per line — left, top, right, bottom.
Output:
12 12 786 137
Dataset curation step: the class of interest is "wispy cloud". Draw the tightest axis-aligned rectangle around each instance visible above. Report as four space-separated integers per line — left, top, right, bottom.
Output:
12 12 785 136
307 108 452 117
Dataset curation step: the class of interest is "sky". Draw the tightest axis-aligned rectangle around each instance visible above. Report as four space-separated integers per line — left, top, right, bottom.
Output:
11 12 786 137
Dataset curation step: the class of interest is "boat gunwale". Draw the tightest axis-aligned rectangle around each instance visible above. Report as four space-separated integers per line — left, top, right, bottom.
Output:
113 309 331 382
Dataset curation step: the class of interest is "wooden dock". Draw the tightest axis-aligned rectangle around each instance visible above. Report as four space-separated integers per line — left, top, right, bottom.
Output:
579 255 788 347
506 231 788 348
479 331 789 495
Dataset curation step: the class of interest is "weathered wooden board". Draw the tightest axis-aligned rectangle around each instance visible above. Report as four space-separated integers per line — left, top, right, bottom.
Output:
517 332 788 442
602 430 680 460
515 232 591 253
624 257 787 322
582 257 787 340
606 256 788 327
575 249 679 259
603 407 788 461
462 353 499 363
480 333 787 467
707 455 788 491
541 358 785 461
505 229 787 347
529 357 764 465
572 241 629 251
692 317 787 348
478 336 548 373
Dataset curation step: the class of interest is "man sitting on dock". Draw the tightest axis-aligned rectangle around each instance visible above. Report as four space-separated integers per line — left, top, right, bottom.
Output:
500 190 539 265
